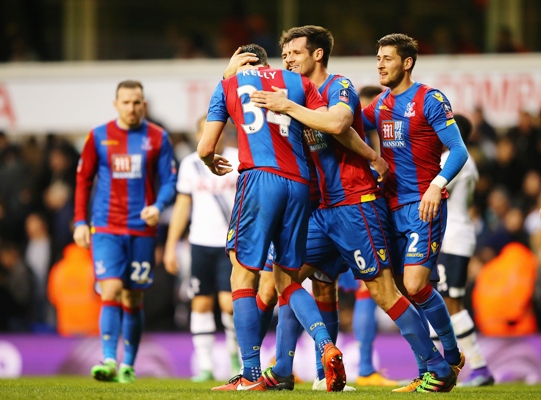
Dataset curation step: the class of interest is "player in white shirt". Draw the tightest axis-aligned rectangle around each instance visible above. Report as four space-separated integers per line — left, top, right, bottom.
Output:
164 115 241 382
434 114 494 387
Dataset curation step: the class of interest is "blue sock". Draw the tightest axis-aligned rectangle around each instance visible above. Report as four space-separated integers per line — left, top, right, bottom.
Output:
99 301 122 361
388 296 449 378
414 306 429 376
256 294 275 344
273 300 303 377
413 285 460 366
314 300 338 380
283 283 332 360
353 297 377 377
233 289 262 382
122 305 144 366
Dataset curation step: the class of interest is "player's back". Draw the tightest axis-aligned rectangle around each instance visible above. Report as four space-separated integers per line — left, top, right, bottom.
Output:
219 67 326 184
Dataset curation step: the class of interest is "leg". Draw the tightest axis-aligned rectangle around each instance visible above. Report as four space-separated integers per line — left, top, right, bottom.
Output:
92 278 123 382
405 265 462 368
273 266 346 392
218 291 242 375
119 288 144 383
366 269 456 393
191 294 216 382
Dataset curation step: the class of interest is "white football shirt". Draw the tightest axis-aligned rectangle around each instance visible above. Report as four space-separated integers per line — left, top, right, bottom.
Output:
441 150 479 257
176 147 239 247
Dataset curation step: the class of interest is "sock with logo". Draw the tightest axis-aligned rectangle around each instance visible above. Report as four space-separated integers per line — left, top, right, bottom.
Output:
99 301 122 361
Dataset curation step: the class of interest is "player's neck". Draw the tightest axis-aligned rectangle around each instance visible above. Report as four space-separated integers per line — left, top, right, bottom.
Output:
116 118 142 130
310 68 330 89
390 76 415 96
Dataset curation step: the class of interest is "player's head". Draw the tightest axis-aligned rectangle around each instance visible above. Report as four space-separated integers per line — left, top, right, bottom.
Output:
279 25 333 73
376 33 418 89
114 80 146 129
453 114 473 144
239 44 268 67
358 85 383 108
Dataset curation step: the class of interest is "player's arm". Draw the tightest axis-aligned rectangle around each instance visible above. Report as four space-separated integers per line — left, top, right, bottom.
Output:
420 123 468 222
141 132 177 227
73 132 98 249
250 86 349 134
223 47 259 79
197 120 233 176
163 193 192 275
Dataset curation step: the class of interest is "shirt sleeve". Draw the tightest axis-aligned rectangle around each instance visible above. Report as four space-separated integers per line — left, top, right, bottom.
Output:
153 131 177 212
207 82 230 123
361 101 377 131
176 155 195 195
327 78 358 114
74 131 98 226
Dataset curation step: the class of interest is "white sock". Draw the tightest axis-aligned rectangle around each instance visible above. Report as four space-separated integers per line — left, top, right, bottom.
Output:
191 311 216 372
451 309 487 369
221 312 240 359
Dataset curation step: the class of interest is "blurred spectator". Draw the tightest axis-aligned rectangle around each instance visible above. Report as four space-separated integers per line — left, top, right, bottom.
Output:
0 144 34 243
469 106 497 162
246 13 278 57
47 242 100 337
472 242 537 336
24 212 53 329
7 34 39 62
0 241 35 331
507 110 541 172
495 26 528 53
480 135 526 197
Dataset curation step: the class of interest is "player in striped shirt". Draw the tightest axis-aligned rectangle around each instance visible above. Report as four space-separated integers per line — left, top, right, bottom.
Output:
74 80 176 383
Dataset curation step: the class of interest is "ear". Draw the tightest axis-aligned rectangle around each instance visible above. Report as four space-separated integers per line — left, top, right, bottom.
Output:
404 57 413 71
314 48 324 62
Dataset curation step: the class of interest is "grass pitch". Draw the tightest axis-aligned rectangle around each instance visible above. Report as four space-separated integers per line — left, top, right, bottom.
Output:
1 377 541 399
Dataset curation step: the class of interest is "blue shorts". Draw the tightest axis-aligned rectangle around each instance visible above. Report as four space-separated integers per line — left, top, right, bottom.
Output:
190 244 232 296
432 252 469 298
91 233 155 290
226 169 310 271
388 200 447 275
305 197 392 282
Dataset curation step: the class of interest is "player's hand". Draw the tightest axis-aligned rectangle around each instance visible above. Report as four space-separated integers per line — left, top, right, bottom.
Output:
73 224 91 249
250 86 290 113
370 156 389 182
419 184 443 222
140 205 160 227
204 154 233 176
223 47 259 79
163 243 179 275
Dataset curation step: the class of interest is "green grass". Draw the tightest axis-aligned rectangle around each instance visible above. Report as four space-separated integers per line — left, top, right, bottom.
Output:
1 377 541 399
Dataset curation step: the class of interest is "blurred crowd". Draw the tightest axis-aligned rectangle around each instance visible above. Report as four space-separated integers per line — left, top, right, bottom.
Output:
1 105 541 337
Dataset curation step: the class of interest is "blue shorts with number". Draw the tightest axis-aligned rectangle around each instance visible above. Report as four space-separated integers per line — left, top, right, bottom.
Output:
388 199 447 276
305 197 392 282
226 169 310 271
91 232 155 290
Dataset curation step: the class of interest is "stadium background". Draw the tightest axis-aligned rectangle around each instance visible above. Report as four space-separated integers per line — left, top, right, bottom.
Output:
0 0 541 384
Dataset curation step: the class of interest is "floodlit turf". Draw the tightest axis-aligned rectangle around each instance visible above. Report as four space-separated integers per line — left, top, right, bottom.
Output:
1 377 541 399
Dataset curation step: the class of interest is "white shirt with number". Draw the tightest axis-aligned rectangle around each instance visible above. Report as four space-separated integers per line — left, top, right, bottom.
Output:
176 147 239 247
441 150 479 257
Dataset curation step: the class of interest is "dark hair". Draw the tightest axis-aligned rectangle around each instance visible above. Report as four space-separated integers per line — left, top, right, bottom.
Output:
376 33 418 70
453 114 473 143
358 85 383 99
279 25 334 68
239 43 269 66
116 80 144 98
